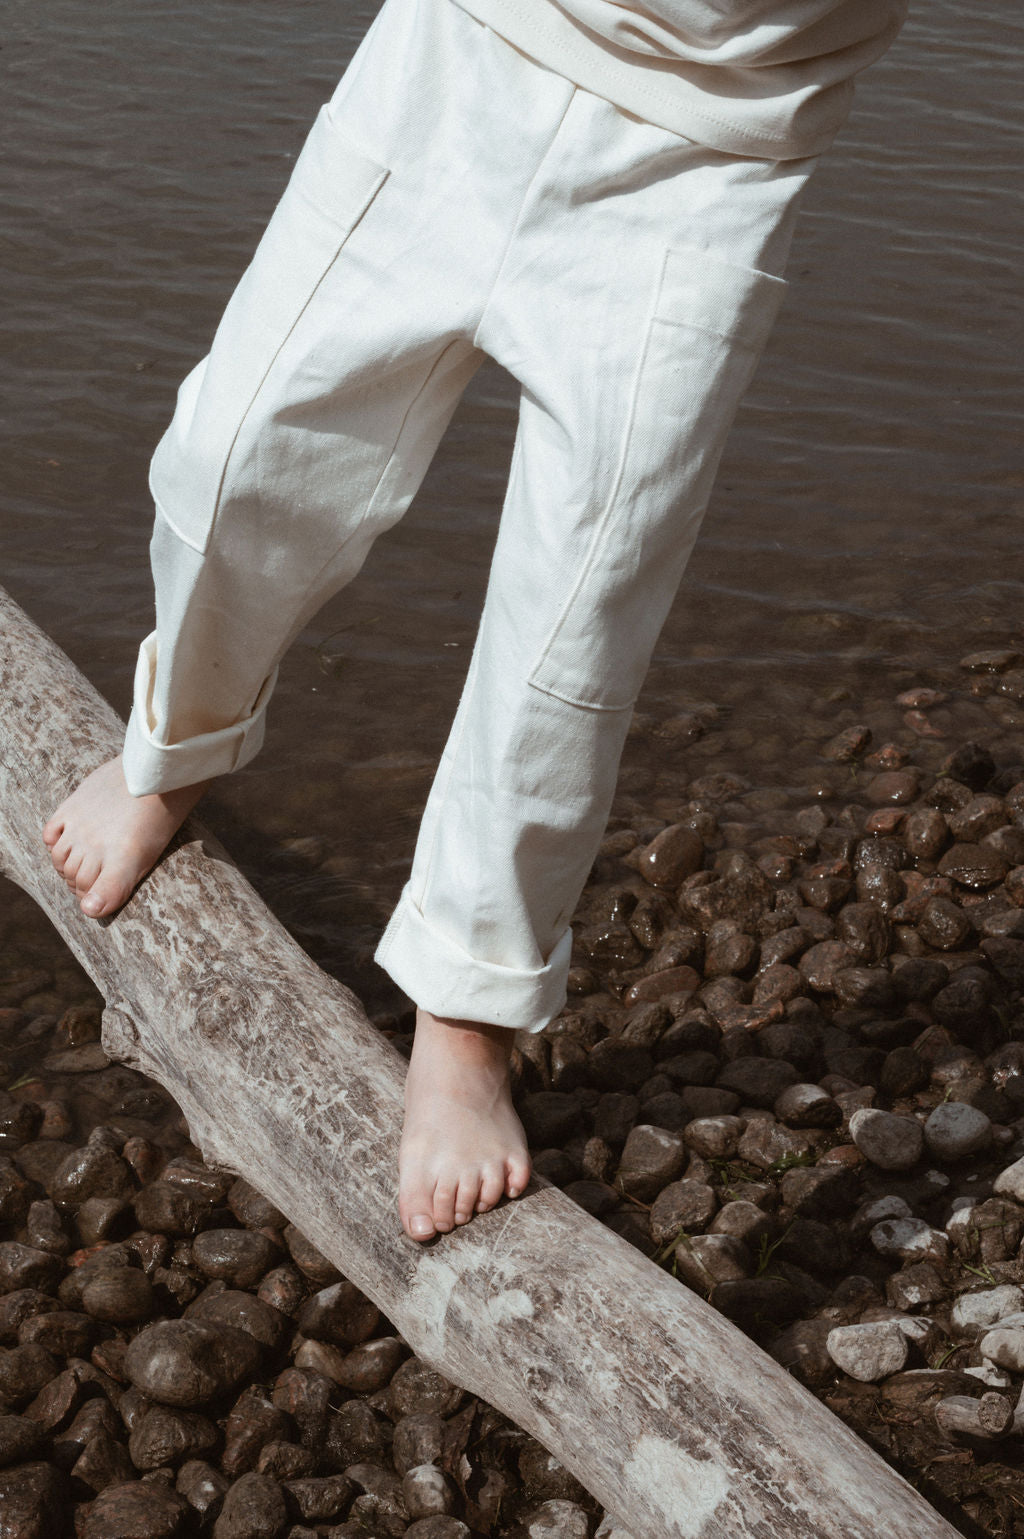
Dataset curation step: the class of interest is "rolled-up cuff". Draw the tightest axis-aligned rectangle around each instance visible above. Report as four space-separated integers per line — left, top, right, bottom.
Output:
375 887 572 1034
122 631 277 796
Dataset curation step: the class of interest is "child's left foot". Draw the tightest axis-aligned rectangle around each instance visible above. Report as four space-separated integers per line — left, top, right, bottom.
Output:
398 1008 532 1242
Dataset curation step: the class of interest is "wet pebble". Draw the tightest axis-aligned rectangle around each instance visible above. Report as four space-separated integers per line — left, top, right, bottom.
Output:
17 1309 94 1358
0 1410 48 1468
402 1463 455 1519
192 1230 279 1290
81 1267 154 1325
386 1359 464 1420
0 1243 63 1296
0 1343 60 1409
391 1412 444 1476
81 1479 192 1539
294 1281 379 1348
0 1459 70 1538
648 1180 717 1244
222 1386 294 1477
213 1471 288 1539
615 1126 686 1202
186 1288 289 1351
176 1458 230 1521
635 823 704 888
257 1265 307 1318
124 1319 262 1408
129 1404 220 1470
47 1141 134 1210
283 1472 355 1521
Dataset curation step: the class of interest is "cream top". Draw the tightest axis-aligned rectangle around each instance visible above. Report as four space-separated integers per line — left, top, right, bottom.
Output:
452 0 908 158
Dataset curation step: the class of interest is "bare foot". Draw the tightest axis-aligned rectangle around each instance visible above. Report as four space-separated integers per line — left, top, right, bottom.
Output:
398 1008 532 1242
42 757 208 918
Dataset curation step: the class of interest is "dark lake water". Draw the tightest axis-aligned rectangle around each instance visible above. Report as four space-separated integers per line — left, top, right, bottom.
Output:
3 0 1022 1013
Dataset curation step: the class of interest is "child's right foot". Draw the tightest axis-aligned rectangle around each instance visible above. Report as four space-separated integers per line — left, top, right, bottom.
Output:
42 757 208 918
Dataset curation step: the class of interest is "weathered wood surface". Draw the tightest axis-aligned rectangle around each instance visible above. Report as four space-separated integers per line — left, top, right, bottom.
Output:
0 582 965 1539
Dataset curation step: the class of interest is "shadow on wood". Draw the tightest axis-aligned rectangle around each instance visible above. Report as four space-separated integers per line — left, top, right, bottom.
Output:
0 584 965 1539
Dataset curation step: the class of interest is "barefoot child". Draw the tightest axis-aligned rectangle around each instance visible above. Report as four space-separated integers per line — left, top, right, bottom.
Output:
43 0 907 1242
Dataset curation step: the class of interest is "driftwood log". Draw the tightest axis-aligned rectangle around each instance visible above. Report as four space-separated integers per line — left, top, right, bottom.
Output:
0 582 964 1539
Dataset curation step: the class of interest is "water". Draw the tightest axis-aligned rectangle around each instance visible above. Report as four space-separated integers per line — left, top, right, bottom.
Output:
3 0 1023 1010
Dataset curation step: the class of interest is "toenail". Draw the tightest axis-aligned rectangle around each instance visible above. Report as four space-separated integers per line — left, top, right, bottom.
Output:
507 1185 521 1198
81 895 103 916
410 1215 434 1237
455 1211 470 1224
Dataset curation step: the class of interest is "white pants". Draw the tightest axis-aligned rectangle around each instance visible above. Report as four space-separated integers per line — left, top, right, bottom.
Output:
123 0 818 1031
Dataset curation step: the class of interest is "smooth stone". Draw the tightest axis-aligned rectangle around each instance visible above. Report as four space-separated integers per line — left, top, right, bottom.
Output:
129 1405 220 1470
826 1321 908 1382
185 1289 289 1351
0 1344 60 1409
923 1102 992 1161
404 1520 471 1539
993 1155 1024 1205
386 1359 464 1420
736 1119 814 1172
81 1480 192 1539
70 1427 136 1494
212 1471 288 1539
0 1460 70 1538
81 1268 155 1325
0 1411 48 1468
682 1116 746 1160
47 1144 133 1210
979 1327 1024 1374
774 1084 841 1129
391 1413 445 1476
0 1244 63 1297
951 1286 1024 1336
615 1125 686 1202
282 1473 355 1521
192 1230 279 1290
523 1500 591 1539
849 1108 923 1171
673 1234 749 1291
870 1217 949 1265
176 1458 230 1520
402 1464 454 1519
294 1281 379 1348
124 1320 262 1408
283 1226 341 1287
648 1181 717 1245
938 842 1009 890
221 1387 294 1478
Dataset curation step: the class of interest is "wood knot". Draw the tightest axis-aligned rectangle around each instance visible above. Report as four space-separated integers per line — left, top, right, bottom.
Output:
100 1006 140 1062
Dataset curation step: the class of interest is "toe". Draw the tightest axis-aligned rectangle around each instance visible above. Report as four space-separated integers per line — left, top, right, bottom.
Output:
505 1153 532 1200
79 873 131 919
398 1168 439 1242
73 855 102 898
454 1171 482 1225
41 814 65 848
49 834 72 873
62 850 84 888
476 1162 506 1213
431 1180 457 1234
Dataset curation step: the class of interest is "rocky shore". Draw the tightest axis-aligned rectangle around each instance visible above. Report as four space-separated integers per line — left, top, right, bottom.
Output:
6 649 1024 1537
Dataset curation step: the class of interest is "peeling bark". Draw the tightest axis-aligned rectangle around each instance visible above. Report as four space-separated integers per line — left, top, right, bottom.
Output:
0 584 965 1539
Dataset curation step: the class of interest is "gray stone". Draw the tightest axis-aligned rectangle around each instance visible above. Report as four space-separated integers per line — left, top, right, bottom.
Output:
924 1102 992 1161
993 1155 1024 1205
871 1218 949 1265
402 1464 455 1520
615 1125 686 1202
774 1083 841 1129
524 1499 591 1539
124 1319 263 1408
849 1108 923 1171
951 1287 1024 1337
648 1180 717 1245
826 1322 908 1382
980 1327 1024 1374
682 1116 746 1160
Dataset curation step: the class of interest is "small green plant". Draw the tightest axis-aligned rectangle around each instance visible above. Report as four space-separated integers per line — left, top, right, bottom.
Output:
962 1261 999 1285
930 1341 961 1369
754 1224 793 1278
766 1149 817 1177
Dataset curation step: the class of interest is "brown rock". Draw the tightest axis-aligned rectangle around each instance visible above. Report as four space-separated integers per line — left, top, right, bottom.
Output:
132 1182 204 1238
213 1471 288 1539
865 769 922 806
636 823 704 889
0 1460 69 1539
391 1412 444 1476
256 1265 306 1318
0 1411 47 1468
294 1281 379 1349
192 1230 279 1290
82 1267 154 1326
82 1479 192 1539
176 1458 230 1521
228 1179 288 1233
615 1125 686 1202
386 1359 464 1421
0 1244 63 1297
129 1405 220 1470
47 1143 133 1211
0 1344 60 1410
271 1368 331 1452
186 1288 288 1352
283 1226 340 1287
255 1440 316 1480
336 1337 405 1394
917 896 973 951
649 1180 717 1244
283 1473 355 1521
124 1320 262 1408
222 1386 295 1478
17 1310 94 1358
799 941 856 993
70 1427 136 1493
938 842 1009 890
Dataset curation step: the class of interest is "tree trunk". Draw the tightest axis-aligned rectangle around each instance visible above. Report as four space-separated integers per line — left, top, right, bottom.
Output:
0 584 964 1539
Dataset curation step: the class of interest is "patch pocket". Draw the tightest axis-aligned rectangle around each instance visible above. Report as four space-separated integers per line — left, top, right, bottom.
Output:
526 245 787 712
149 106 390 555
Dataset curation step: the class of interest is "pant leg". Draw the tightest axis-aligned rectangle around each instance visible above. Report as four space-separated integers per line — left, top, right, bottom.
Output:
376 92 818 1032
122 0 576 795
